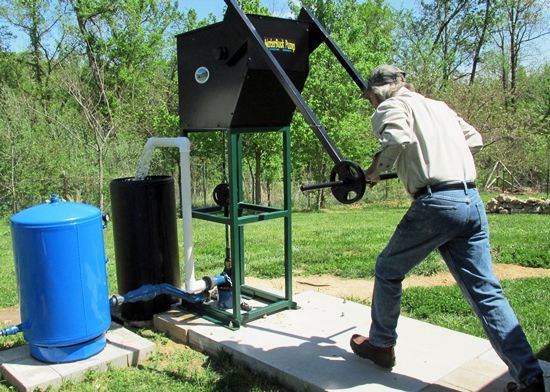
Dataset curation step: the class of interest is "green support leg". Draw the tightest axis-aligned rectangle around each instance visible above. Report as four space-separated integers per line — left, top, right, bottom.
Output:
229 129 243 325
237 133 245 287
188 127 295 328
283 127 294 305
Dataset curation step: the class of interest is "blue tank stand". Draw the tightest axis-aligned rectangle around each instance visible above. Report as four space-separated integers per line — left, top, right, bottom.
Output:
30 334 107 363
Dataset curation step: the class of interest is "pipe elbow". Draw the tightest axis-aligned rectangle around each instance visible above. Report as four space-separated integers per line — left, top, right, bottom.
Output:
201 274 229 290
109 294 125 307
185 279 207 294
146 137 190 153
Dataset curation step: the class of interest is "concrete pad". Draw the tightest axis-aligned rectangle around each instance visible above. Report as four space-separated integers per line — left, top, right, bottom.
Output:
153 310 201 344
155 291 549 392
106 323 156 366
1 356 63 392
0 323 155 392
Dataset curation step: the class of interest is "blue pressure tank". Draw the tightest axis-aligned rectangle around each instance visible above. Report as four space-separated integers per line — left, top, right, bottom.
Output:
10 194 111 363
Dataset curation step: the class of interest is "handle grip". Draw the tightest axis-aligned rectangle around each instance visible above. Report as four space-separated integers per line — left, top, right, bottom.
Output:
379 172 398 180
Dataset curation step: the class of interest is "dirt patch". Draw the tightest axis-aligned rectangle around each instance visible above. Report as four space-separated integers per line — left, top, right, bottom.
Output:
246 264 550 303
0 306 20 324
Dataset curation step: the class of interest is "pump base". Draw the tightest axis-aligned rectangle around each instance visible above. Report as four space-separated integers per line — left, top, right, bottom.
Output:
30 333 106 363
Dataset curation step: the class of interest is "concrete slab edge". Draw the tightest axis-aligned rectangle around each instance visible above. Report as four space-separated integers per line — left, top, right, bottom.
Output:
154 312 322 392
189 328 322 392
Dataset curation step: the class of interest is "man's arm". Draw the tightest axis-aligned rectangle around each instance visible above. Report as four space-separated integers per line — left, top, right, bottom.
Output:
366 100 411 185
457 115 483 154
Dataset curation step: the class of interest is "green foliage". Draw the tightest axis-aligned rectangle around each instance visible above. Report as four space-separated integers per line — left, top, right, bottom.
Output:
0 0 549 214
237 0 270 14
0 224 16 308
0 25 11 52
401 277 550 361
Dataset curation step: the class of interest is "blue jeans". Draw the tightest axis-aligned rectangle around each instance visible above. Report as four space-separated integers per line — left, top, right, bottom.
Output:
369 186 542 387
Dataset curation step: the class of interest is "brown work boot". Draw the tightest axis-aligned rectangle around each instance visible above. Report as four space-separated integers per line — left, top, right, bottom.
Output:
504 374 546 392
350 334 395 369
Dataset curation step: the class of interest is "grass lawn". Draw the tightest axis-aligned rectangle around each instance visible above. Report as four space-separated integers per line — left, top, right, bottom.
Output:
401 277 550 361
0 204 549 390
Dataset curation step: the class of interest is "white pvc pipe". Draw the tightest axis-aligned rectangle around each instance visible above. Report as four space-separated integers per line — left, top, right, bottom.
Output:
136 137 206 294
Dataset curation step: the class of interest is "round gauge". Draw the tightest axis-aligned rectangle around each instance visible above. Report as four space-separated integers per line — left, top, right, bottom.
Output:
194 67 210 84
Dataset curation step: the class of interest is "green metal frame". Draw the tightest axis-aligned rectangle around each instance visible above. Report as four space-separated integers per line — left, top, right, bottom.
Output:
190 127 296 328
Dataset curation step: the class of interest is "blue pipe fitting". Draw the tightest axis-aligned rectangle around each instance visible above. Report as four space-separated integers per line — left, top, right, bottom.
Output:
0 324 23 337
214 273 230 287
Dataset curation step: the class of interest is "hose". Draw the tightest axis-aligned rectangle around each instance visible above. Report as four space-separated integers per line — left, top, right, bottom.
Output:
0 324 23 337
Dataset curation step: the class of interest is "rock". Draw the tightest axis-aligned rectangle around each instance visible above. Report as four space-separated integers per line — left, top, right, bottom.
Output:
487 195 550 214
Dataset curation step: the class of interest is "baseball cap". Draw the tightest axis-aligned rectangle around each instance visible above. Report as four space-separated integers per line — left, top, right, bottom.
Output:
362 65 406 96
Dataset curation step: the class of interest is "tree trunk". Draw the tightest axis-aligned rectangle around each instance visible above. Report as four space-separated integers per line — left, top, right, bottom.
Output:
496 31 509 104
10 136 17 214
509 5 518 106
266 179 271 207
255 149 261 205
97 145 104 210
29 2 43 86
247 160 255 202
470 0 491 84
202 161 207 206
70 1 113 124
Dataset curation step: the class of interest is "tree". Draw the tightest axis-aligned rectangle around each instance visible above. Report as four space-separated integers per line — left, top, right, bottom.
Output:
0 87 25 214
492 0 549 104
0 24 12 52
236 0 269 14
469 0 494 84
59 0 182 209
396 0 494 89
0 0 69 93
0 85 74 213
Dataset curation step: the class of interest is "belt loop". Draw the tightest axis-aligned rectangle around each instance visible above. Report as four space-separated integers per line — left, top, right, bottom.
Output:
462 181 467 194
427 184 432 196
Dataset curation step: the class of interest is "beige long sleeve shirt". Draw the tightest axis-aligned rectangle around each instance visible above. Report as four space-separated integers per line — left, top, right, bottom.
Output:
371 87 483 195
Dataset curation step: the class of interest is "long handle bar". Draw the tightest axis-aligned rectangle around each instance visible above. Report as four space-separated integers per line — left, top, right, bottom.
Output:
300 172 398 192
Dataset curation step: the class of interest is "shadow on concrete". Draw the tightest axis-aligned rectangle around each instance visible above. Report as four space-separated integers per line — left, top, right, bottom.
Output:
217 328 464 392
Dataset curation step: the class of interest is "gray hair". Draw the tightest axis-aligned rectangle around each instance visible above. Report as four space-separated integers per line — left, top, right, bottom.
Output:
369 74 409 101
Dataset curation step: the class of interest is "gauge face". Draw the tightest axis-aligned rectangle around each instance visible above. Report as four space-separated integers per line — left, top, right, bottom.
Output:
194 67 210 84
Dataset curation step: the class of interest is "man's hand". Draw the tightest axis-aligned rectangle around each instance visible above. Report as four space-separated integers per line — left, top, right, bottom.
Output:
364 154 381 187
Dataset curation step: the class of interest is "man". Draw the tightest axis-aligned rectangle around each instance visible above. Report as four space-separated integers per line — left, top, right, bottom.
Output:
350 64 545 392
